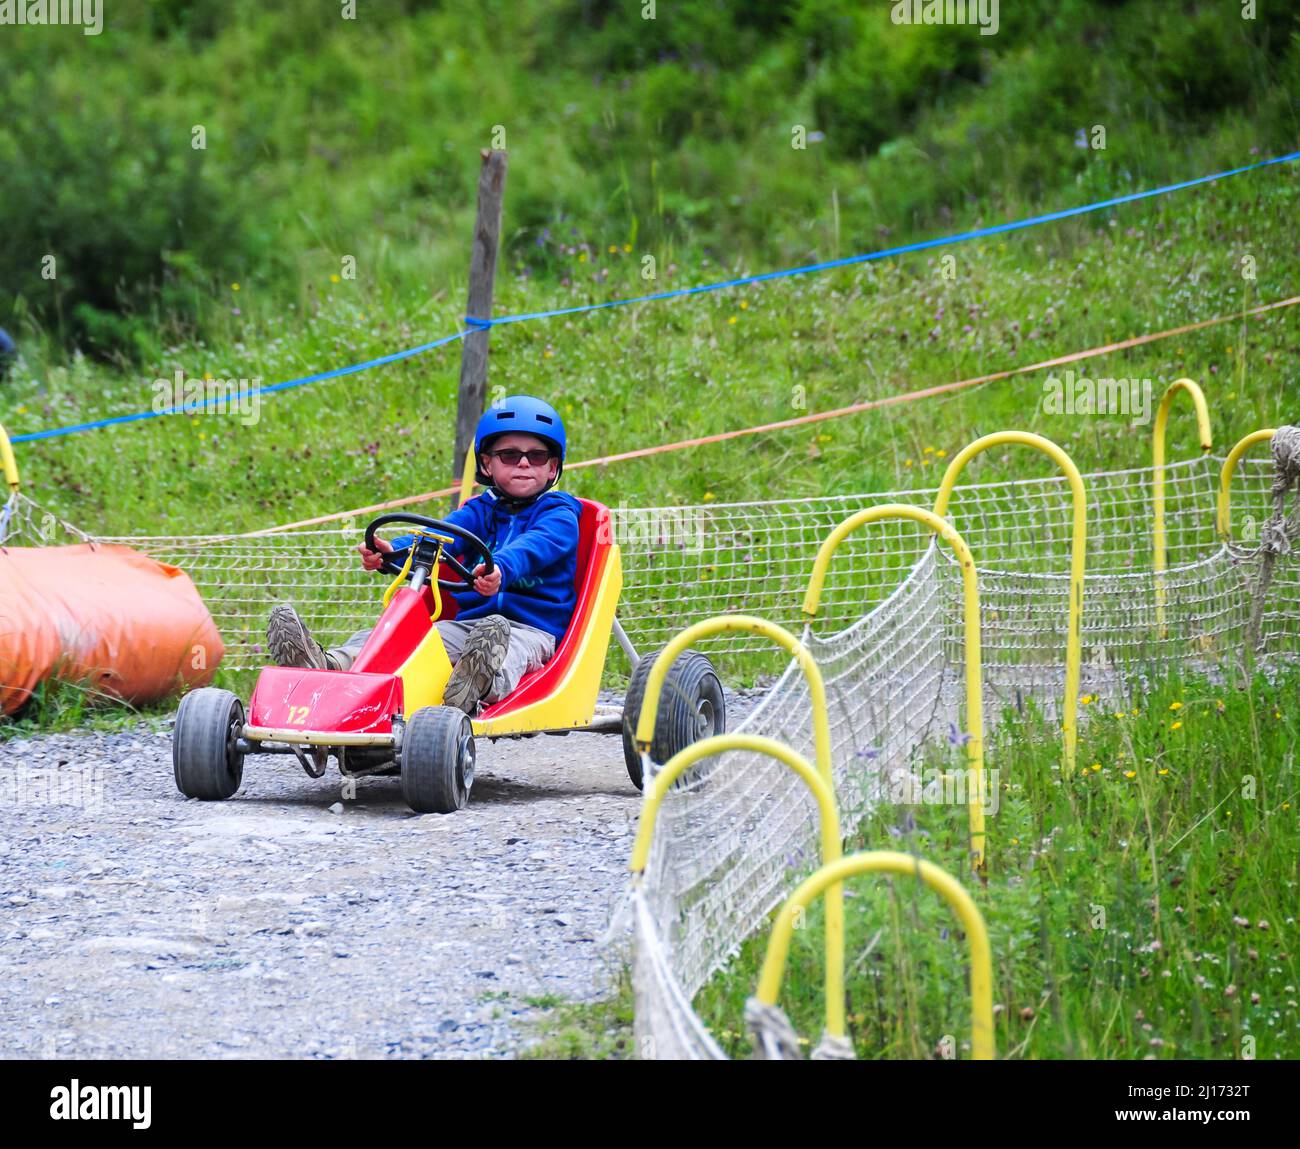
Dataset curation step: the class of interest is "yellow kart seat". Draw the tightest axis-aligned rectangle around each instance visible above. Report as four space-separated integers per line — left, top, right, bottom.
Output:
476 498 619 724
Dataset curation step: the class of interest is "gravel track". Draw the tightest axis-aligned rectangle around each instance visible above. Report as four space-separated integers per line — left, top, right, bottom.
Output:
0 687 766 1060
0 711 649 1060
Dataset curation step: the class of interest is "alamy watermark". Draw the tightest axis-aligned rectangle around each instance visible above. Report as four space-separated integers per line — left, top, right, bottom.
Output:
601 501 708 553
152 369 262 426
50 1080 150 1130
1040 369 1153 427
891 0 999 36
881 767 1000 816
0 765 105 811
0 0 102 35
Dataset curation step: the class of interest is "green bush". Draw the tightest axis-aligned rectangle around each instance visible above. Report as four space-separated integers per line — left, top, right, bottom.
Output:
2 0 1297 363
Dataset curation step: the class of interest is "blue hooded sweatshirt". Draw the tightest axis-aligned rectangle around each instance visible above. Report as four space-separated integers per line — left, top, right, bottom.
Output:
388 487 582 643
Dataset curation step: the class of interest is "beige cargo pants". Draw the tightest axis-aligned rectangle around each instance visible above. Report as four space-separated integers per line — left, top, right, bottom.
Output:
328 616 556 704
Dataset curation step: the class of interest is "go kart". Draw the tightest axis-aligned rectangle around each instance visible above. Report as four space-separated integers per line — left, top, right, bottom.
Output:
172 499 725 813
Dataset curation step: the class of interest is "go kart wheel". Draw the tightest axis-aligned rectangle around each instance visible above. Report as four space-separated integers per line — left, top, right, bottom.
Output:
621 650 726 791
401 706 475 814
173 687 246 800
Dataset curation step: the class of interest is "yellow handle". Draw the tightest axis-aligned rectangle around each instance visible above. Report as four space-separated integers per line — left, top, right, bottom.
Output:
755 850 995 1060
933 431 1086 777
380 529 457 610
382 541 419 609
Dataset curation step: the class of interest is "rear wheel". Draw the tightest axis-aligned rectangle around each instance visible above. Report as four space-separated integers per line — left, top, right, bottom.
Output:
621 650 725 791
173 688 246 800
401 706 475 813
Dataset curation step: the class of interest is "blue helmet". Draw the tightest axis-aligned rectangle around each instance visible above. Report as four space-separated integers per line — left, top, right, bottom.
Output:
473 395 566 486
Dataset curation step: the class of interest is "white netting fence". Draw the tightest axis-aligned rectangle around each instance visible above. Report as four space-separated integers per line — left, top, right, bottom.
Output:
623 448 1299 1060
5 452 1294 677
5 446 1299 1059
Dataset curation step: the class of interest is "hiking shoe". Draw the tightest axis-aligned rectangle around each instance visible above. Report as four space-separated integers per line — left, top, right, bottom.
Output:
443 615 511 715
267 603 333 670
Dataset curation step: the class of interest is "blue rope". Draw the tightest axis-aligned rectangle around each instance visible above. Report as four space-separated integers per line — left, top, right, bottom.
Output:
10 331 468 443
9 149 1299 446
466 149 1300 327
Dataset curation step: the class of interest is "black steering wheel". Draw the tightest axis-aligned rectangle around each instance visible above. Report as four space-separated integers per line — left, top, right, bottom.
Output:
364 513 494 591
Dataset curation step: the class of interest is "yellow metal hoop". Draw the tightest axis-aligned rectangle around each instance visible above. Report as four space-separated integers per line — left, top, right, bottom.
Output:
1152 379 1213 632
633 617 843 1036
0 423 20 494
629 733 845 1038
803 504 988 870
934 432 1087 776
633 615 832 788
1218 429 1277 541
457 443 477 508
755 850 994 1060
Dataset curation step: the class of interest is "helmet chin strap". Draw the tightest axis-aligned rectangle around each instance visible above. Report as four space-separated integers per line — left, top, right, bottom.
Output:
490 475 557 510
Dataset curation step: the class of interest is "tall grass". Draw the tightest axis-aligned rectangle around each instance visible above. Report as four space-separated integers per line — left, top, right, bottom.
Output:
692 666 1300 1059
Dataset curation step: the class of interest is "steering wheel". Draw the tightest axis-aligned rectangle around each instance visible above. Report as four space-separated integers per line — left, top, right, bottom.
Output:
363 513 494 591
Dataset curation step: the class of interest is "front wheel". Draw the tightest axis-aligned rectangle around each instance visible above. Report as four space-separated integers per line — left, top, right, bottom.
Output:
621 650 726 791
173 687 246 800
401 706 475 813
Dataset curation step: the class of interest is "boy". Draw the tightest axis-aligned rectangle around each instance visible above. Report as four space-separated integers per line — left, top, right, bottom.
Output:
267 396 581 716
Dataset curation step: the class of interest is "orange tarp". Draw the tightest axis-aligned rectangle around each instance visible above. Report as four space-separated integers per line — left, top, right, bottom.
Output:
0 543 222 715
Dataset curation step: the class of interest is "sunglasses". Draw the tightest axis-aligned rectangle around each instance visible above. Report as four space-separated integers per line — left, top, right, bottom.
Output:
489 447 554 467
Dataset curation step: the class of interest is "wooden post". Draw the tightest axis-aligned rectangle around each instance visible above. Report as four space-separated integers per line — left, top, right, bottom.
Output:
451 148 508 512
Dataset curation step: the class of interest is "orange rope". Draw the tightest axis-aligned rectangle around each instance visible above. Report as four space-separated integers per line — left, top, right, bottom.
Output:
249 294 1299 536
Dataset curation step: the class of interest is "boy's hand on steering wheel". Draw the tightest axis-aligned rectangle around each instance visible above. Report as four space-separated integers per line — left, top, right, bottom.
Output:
358 535 393 571
472 563 501 597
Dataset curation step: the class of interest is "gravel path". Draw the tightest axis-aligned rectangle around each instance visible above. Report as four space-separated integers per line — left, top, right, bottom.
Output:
0 688 765 1060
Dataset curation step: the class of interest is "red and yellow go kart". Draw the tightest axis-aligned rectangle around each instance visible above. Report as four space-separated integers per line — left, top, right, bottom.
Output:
172 499 726 813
